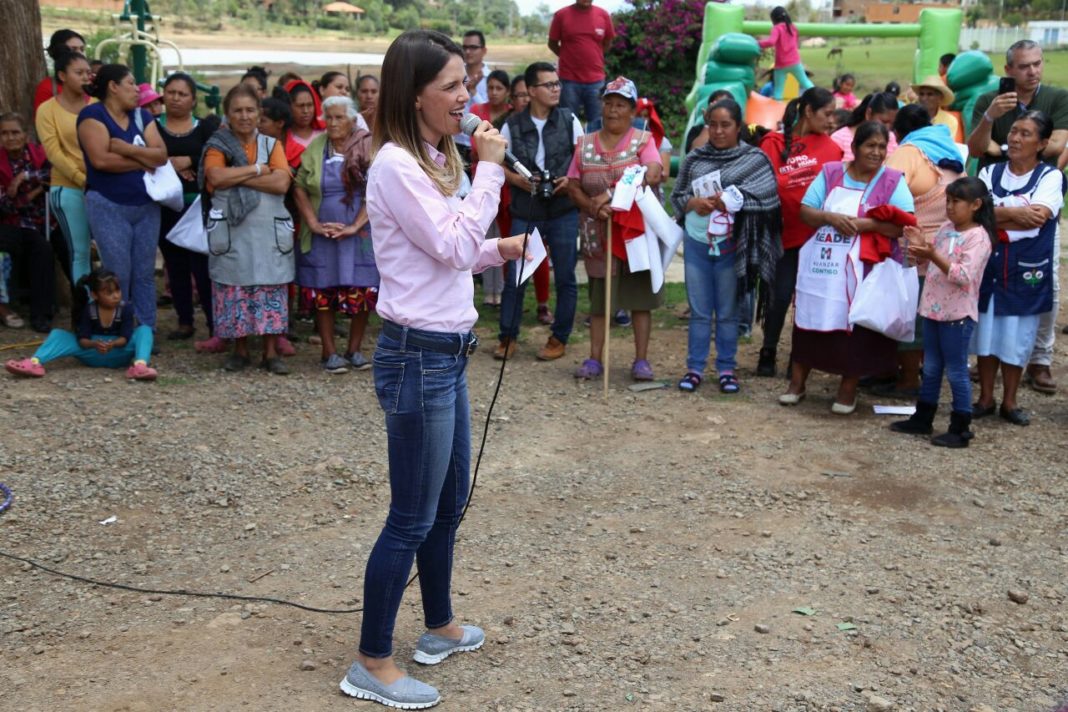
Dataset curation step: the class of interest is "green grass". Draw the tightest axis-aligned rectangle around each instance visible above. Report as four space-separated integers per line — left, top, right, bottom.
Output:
791 38 1068 97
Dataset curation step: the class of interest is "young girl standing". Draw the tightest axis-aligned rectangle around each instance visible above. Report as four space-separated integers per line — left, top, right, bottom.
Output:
833 73 858 110
758 7 814 101
891 177 995 447
5 268 157 380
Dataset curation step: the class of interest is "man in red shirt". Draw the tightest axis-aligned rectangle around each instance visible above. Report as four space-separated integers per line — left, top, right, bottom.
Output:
548 0 615 126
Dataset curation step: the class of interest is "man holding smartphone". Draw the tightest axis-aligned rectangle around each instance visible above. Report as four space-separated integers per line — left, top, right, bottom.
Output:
967 40 1068 170
966 40 1068 396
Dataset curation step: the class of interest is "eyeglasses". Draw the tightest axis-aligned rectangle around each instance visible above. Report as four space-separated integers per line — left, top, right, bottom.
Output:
512 92 530 100
532 81 562 90
461 44 484 51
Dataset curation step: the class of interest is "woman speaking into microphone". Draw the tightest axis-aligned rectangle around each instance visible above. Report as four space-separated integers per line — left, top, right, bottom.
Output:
339 30 529 709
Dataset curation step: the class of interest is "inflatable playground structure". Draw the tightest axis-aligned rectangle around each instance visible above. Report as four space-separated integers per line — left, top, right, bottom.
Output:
685 2 1009 160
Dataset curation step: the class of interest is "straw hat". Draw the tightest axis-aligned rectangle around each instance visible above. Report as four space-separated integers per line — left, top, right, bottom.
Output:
910 75 954 107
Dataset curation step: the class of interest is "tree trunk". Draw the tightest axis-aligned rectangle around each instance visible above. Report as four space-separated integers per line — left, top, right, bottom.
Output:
0 1 45 128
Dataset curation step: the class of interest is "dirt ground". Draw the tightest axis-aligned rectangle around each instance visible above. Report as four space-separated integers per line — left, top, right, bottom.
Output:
1 269 1066 712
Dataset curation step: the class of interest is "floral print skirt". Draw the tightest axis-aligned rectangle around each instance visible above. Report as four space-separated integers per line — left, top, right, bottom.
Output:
212 282 288 339
300 286 377 316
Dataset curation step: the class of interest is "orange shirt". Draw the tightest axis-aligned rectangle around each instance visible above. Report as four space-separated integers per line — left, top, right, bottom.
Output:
203 135 288 193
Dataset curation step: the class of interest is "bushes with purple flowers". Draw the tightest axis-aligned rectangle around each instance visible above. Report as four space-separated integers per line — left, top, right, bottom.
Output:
606 0 707 143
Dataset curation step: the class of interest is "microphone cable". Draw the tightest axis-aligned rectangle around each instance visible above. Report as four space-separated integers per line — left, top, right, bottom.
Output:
0 163 540 617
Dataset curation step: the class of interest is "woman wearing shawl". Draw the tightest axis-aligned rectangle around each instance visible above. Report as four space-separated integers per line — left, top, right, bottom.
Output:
671 99 781 394
781 121 916 414
292 96 378 374
283 79 326 170
200 84 294 374
877 105 964 397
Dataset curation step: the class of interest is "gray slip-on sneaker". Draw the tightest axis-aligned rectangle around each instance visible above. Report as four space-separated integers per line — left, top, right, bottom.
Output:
322 353 350 374
346 351 372 371
338 661 440 709
412 625 485 665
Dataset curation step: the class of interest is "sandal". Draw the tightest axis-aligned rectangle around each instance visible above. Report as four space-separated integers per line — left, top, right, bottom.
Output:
678 372 702 392
1 312 26 328
718 373 740 394
631 358 654 381
574 358 603 380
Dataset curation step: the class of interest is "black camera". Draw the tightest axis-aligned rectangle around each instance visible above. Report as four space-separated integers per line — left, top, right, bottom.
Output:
535 170 555 201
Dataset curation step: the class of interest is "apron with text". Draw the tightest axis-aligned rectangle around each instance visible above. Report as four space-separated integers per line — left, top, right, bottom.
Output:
794 185 863 332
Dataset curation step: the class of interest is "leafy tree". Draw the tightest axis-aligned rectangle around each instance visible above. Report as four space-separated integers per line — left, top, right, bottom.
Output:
606 0 706 142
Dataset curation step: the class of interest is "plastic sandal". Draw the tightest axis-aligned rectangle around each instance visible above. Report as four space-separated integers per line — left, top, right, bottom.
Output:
718 373 740 394
678 372 702 392
574 358 603 379
631 359 654 381
5 358 45 378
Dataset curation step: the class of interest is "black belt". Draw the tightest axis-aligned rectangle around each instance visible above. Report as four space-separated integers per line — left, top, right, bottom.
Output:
381 320 479 357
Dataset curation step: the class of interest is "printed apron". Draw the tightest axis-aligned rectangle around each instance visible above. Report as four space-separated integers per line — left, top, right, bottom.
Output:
794 185 863 332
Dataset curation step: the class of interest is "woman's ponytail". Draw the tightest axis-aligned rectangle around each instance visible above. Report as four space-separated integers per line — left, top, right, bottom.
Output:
781 87 834 161
780 98 800 162
71 273 92 329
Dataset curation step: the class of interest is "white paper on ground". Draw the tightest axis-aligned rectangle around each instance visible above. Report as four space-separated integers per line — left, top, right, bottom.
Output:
873 405 916 415
625 233 651 272
513 227 547 286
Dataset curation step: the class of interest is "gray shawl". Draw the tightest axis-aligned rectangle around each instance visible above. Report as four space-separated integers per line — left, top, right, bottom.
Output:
671 142 783 322
197 127 265 227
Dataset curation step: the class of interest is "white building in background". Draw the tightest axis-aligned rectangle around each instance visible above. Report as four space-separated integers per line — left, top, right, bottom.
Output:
1028 21 1068 47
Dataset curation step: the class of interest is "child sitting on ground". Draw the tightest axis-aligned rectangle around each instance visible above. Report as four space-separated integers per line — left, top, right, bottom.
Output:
5 268 157 381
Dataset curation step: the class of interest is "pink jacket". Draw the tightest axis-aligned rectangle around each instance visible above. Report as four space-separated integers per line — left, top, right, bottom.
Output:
759 24 801 68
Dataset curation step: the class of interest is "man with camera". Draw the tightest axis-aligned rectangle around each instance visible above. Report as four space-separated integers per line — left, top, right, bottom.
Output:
967 40 1068 395
494 61 585 362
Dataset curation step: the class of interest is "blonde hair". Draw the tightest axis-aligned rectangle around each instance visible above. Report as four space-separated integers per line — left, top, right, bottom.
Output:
373 30 464 197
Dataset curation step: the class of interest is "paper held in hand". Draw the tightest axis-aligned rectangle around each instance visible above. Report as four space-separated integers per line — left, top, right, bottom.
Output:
513 227 547 286
610 165 648 212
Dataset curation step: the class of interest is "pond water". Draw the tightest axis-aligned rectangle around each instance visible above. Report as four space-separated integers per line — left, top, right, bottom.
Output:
158 47 386 68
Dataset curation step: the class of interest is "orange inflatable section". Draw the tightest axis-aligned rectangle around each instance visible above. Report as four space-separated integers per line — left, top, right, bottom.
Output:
746 92 786 130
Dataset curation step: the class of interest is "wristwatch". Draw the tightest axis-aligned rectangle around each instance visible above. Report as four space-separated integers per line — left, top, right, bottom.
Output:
1000 143 1009 155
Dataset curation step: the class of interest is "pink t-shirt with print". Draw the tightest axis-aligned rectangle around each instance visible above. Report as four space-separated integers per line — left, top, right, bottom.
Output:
918 222 992 323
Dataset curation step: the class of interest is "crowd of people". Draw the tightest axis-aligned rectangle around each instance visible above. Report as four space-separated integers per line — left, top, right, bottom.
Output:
1 11 1066 433
0 8 1065 709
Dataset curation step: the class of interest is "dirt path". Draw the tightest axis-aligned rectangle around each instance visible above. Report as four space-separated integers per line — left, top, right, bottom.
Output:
1 295 1066 710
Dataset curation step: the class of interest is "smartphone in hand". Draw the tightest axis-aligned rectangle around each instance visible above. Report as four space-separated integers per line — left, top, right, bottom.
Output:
999 76 1016 95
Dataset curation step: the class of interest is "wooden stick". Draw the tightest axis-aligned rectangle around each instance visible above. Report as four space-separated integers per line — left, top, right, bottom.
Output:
603 219 612 398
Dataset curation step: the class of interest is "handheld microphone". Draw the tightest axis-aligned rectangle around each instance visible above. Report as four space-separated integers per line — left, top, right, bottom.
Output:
460 113 534 182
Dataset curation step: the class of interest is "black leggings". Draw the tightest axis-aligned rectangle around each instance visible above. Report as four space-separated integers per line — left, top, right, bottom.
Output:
0 224 54 321
761 246 800 352
159 206 213 333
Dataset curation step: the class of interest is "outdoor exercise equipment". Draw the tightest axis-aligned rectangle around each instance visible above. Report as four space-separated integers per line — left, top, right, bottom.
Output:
93 0 221 111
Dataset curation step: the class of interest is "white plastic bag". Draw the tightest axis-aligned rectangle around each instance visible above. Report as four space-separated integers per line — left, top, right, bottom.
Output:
848 259 920 341
144 161 185 212
164 196 208 254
